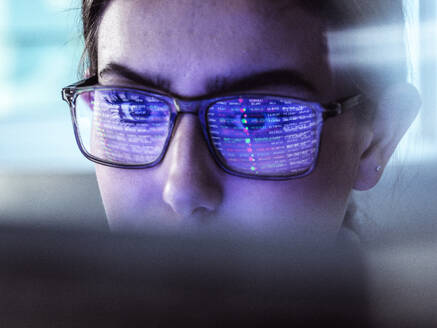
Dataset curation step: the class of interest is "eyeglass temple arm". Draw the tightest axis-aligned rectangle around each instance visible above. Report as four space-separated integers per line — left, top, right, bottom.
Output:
323 94 363 120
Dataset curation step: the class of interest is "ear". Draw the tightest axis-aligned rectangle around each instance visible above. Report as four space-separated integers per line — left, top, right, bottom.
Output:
354 83 421 191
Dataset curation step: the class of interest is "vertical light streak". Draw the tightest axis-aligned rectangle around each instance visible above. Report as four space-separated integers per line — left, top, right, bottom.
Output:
394 0 434 164
404 0 421 89
0 0 13 117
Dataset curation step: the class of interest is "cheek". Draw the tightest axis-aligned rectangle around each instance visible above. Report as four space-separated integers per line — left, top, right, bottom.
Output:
223 113 363 234
311 111 363 215
318 111 363 187
220 151 356 236
95 165 174 230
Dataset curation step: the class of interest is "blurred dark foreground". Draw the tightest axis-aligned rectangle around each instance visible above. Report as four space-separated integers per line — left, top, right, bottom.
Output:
0 225 371 327
0 225 435 327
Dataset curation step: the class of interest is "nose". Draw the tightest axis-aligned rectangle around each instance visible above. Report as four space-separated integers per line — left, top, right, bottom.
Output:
161 114 223 220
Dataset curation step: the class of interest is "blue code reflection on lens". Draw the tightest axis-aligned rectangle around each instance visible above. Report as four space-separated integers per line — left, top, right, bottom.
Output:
78 90 171 165
207 97 322 177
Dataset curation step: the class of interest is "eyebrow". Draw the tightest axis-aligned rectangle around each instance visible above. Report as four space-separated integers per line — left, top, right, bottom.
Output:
100 63 171 92
99 62 318 97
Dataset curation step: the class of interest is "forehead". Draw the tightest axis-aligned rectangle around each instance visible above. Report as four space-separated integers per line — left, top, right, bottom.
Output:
97 0 331 98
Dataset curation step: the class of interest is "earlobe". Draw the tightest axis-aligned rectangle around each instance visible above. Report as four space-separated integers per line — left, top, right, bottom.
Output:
353 82 421 191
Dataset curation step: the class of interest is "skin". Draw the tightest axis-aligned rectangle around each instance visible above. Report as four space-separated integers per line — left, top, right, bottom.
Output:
95 0 420 238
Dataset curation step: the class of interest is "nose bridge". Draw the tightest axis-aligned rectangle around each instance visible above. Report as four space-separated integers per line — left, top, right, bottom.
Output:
169 114 204 167
168 98 209 167
162 110 223 219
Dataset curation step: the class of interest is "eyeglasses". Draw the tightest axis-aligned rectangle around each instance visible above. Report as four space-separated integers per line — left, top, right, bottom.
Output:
62 76 362 180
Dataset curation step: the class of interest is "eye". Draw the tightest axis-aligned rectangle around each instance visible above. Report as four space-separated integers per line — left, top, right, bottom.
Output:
119 103 151 123
209 98 274 134
103 92 151 124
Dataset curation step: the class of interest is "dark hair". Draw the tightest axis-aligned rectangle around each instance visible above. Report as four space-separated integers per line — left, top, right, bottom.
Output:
80 0 112 76
80 0 407 95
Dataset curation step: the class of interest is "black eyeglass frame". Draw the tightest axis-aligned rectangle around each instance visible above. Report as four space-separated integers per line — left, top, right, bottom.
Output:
62 76 362 180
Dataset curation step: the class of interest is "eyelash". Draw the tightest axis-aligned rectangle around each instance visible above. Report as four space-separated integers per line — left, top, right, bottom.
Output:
104 93 136 105
103 93 151 125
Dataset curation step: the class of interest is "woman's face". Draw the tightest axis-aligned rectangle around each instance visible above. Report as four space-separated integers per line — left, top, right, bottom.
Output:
96 0 370 237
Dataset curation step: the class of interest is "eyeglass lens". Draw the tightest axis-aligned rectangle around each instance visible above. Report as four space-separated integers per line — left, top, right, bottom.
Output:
74 89 322 177
207 97 321 177
75 89 172 165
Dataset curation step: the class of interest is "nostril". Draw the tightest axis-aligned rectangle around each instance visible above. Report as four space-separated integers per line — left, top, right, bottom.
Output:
162 178 221 222
190 207 214 223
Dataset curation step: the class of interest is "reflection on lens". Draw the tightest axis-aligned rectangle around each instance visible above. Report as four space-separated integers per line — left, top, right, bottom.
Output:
207 97 322 177
75 89 171 165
